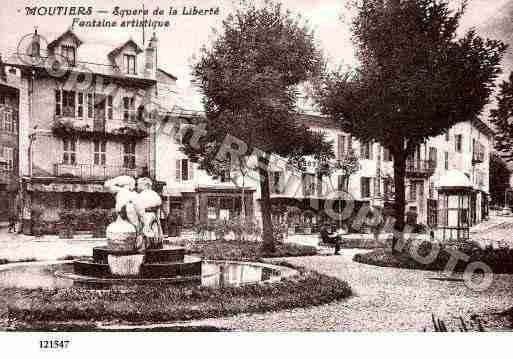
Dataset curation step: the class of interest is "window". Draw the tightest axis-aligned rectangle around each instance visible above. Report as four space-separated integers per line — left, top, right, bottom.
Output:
444 151 449 170
123 54 136 74
61 45 76 66
429 147 437 167
445 131 450 141
175 159 194 182
77 92 84 119
55 89 76 117
383 147 393 162
360 141 373 160
1 110 14 133
337 134 352 158
410 181 418 201
270 171 282 193
93 140 106 166
0 94 4 105
62 138 77 165
107 95 113 120
2 146 13 171
361 177 371 198
220 169 231 183
337 175 347 192
123 97 135 122
302 173 315 196
123 141 136 169
55 90 61 116
455 134 463 153
384 178 394 198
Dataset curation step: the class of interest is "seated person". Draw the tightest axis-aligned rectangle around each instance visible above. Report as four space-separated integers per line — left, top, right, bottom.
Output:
320 224 341 255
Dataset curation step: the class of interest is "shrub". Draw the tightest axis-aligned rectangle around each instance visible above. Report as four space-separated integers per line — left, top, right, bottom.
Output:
184 240 317 261
354 237 513 274
4 270 351 328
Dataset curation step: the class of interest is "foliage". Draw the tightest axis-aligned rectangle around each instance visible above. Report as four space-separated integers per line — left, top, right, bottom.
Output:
429 314 485 332
3 270 351 329
315 0 506 238
52 118 148 139
490 72 513 162
188 0 330 252
354 238 513 274
489 152 512 207
183 240 317 261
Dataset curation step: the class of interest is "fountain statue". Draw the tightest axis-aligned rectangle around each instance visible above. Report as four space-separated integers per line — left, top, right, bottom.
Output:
70 176 202 283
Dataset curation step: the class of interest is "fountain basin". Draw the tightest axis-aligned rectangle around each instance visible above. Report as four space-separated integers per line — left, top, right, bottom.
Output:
0 260 297 289
73 255 202 279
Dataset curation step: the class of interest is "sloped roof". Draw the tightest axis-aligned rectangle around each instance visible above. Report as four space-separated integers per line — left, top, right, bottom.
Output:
437 169 473 189
2 29 154 82
108 39 143 59
47 29 83 49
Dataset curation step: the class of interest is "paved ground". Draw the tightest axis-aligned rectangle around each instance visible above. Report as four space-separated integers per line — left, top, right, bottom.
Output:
2 216 513 331
153 250 513 332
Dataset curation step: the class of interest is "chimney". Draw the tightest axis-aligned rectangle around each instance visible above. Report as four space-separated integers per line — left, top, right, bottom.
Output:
29 28 41 62
145 32 158 79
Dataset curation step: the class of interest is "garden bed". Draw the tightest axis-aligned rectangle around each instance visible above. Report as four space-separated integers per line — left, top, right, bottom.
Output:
0 240 351 330
1 270 351 330
178 240 318 261
353 238 513 274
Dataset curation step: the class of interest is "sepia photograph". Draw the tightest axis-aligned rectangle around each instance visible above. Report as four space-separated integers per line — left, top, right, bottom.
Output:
0 0 513 350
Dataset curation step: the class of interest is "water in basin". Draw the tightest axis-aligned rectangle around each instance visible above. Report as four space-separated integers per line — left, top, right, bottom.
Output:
0 261 285 290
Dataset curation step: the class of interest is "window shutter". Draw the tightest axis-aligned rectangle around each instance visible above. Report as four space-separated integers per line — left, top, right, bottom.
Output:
189 160 194 180
369 142 373 160
360 178 364 198
175 159 181 182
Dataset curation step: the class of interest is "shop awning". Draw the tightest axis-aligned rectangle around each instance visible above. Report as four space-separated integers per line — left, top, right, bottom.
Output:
27 182 108 193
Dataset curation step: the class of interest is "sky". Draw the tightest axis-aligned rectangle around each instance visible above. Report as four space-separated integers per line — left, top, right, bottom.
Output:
1 0 512 100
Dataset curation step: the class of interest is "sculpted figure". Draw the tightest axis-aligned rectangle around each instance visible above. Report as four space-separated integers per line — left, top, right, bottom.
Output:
104 176 143 251
135 177 163 249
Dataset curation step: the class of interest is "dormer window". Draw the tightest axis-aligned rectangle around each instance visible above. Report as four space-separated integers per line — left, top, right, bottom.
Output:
123 54 136 74
61 45 76 66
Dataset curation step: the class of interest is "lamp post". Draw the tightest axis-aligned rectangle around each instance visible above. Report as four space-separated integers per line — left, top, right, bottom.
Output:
27 125 37 177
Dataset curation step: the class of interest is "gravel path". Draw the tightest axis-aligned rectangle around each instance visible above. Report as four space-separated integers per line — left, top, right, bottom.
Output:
3 217 513 331
167 250 513 331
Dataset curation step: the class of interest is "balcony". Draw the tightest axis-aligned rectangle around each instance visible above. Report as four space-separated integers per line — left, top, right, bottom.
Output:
52 117 148 139
54 163 144 181
405 160 436 178
0 170 15 184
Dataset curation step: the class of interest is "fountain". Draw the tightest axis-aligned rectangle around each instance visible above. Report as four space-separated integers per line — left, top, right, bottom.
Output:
0 176 298 290
70 176 202 284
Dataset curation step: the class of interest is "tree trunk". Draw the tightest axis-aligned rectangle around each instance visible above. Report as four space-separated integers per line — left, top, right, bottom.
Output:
392 151 406 254
258 155 275 253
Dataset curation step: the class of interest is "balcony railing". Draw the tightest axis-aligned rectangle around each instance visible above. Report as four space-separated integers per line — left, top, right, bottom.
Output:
0 170 15 184
405 160 436 177
54 163 143 181
52 117 148 139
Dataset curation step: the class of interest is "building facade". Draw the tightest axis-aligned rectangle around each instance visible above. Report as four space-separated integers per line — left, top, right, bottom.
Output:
153 71 254 230
2 29 163 234
247 115 493 232
0 80 20 221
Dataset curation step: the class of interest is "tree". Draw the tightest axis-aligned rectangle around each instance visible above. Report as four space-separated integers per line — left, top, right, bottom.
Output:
316 149 360 228
190 0 329 252
316 0 505 251
490 72 513 162
489 152 511 207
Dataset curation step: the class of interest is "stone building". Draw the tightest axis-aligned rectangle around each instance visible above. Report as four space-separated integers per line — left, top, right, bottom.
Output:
0 74 20 221
1 29 164 234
